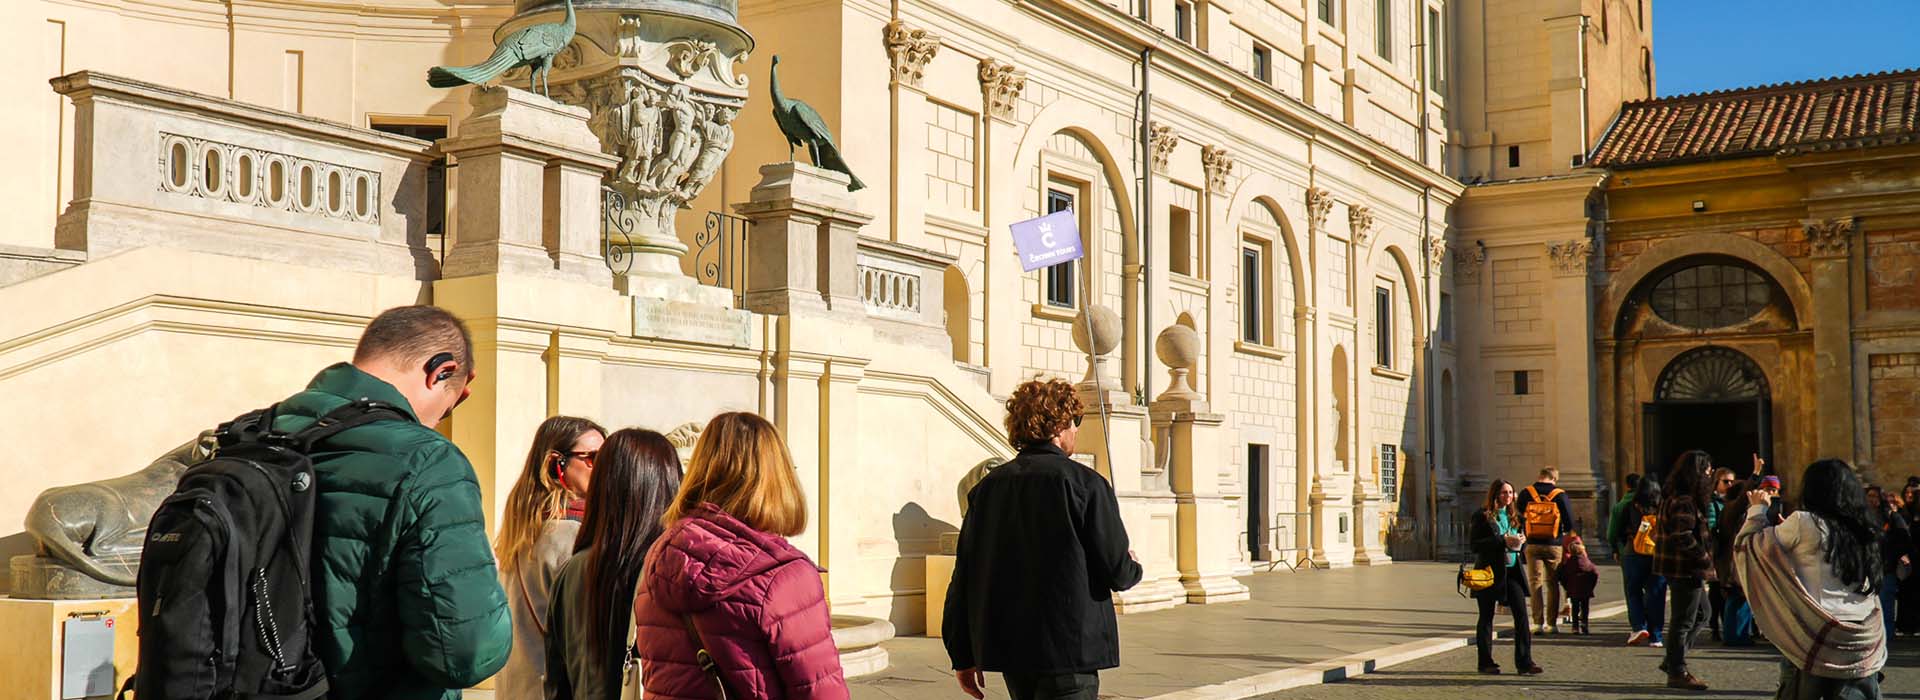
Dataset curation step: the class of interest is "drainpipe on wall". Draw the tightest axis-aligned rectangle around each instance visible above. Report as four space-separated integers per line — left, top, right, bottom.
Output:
1137 0 1152 402
1421 185 1436 559
1576 14 1591 163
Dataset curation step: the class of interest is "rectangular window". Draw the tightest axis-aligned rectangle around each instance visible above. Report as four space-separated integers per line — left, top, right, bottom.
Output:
1170 206 1194 276
1428 7 1444 89
1508 145 1521 168
1438 291 1454 343
1242 246 1263 343
1514 370 1531 395
1252 44 1273 83
1175 1 1194 43
1318 0 1337 25
1044 189 1077 308
1375 0 1392 59
1375 285 1393 367
1380 444 1399 501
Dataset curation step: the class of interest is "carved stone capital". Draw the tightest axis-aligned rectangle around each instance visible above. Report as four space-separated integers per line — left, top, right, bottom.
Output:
1149 122 1179 174
1426 237 1448 272
1453 244 1486 283
1547 238 1595 276
1805 217 1857 258
884 20 942 88
978 58 1028 120
1307 187 1334 235
1347 204 1375 247
1201 145 1234 192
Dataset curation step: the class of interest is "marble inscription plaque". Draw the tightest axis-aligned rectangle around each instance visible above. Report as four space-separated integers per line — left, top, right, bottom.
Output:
633 297 751 348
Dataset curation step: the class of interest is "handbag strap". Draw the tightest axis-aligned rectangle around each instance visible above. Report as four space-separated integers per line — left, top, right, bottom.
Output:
517 572 549 638
679 613 731 699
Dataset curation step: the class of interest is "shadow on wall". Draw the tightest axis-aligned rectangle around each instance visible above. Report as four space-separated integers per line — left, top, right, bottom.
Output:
887 501 957 632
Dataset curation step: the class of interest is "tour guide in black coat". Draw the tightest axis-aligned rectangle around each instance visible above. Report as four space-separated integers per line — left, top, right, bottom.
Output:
945 379 1144 700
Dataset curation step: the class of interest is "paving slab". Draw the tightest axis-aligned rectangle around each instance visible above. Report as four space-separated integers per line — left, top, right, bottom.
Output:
854 561 1626 700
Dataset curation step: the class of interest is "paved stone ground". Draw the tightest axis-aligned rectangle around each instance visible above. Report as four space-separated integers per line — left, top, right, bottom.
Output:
853 561 1625 700
1253 616 1920 700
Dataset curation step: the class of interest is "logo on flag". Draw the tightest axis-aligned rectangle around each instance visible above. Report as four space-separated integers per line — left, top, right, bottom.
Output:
1010 209 1084 272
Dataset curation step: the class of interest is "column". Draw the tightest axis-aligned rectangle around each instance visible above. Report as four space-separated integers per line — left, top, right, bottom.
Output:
980 58 1029 397
885 20 941 246
1546 238 1603 525
1152 324 1251 603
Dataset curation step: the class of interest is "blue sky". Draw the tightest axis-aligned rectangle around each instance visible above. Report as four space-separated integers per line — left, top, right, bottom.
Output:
1653 0 1920 97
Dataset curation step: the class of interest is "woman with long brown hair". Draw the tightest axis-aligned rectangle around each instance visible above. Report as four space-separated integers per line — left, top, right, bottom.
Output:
494 415 605 700
1470 478 1539 676
632 412 847 699
545 428 683 700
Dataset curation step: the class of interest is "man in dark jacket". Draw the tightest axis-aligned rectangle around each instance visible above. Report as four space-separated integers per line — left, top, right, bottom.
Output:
946 379 1143 700
273 306 510 700
1514 467 1575 634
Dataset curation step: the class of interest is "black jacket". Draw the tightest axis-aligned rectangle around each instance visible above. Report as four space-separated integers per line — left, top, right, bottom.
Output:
1469 509 1523 601
1514 481 1575 544
943 443 1144 674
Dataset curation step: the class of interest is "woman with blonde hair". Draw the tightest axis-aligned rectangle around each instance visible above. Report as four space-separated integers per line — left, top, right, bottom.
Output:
632 412 847 699
493 415 605 700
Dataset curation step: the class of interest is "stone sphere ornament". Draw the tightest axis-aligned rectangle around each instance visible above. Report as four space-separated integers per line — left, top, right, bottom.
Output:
1154 324 1203 403
1070 304 1123 356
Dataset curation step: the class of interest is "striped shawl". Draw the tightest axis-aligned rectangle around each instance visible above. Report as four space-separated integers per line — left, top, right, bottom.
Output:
1732 508 1886 679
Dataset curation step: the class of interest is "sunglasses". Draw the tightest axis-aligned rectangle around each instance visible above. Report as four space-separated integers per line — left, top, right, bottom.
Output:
562 450 598 467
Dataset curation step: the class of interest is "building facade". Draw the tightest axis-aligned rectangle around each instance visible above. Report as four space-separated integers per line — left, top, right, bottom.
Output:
0 0 1670 637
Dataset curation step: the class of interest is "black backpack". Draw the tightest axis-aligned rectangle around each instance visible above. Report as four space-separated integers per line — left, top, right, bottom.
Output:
123 400 405 700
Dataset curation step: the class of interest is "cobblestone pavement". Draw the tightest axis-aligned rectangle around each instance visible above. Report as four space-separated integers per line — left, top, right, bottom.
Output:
854 562 1625 700
1254 615 1920 699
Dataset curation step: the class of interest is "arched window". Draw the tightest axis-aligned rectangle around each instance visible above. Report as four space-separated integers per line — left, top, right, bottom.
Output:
1647 262 1776 330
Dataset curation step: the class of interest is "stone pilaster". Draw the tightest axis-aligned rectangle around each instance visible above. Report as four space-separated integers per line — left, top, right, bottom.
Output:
978 59 1028 121
1348 203 1375 250
1201 145 1234 193
1807 217 1858 461
1149 122 1179 175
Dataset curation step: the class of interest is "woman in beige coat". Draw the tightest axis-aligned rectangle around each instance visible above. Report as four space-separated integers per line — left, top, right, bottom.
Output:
493 416 605 699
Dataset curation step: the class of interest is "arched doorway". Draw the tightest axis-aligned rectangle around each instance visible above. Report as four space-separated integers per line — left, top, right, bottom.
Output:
1643 346 1772 481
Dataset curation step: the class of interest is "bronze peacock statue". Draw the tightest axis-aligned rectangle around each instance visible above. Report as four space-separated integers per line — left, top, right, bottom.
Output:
427 0 576 97
770 55 865 191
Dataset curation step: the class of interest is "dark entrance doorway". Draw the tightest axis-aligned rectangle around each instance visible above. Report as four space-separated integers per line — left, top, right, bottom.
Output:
1642 346 1772 483
1247 444 1270 560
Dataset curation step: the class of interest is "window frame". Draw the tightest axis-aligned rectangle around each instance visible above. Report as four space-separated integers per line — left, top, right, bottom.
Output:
1241 243 1267 344
1380 444 1399 502
1252 43 1273 83
1374 283 1394 368
1043 186 1080 309
1427 6 1444 90
1174 0 1194 43
1507 145 1521 168
1318 0 1338 26
1514 370 1531 396
1375 0 1393 60
1438 291 1454 344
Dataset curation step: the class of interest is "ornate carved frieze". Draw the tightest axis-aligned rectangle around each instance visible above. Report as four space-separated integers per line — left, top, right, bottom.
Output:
1805 217 1857 258
576 73 740 221
1149 122 1179 174
1201 145 1234 192
157 132 380 224
1547 239 1595 275
1306 187 1334 235
1452 243 1486 283
1347 204 1375 247
978 58 1028 120
884 20 942 88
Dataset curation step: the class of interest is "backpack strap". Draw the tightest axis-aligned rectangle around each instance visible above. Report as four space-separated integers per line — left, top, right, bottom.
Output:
1545 488 1565 501
1524 485 1541 502
286 400 410 451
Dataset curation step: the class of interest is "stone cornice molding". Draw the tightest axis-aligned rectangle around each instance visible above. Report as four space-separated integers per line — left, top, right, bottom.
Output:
977 58 1028 120
1347 204 1375 248
1805 217 1857 258
1452 243 1486 283
1547 239 1595 276
1306 187 1334 235
1149 122 1179 174
884 19 942 89
1201 145 1234 192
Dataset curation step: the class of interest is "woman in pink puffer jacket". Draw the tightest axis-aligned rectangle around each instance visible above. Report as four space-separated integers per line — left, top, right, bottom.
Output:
633 412 849 699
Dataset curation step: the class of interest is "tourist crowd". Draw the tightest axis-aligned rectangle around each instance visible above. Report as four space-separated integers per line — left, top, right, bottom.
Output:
1469 446 1896 697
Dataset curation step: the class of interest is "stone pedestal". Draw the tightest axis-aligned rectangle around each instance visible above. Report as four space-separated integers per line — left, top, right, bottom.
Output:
1151 323 1248 603
1082 398 1183 614
0 596 138 700
924 554 954 639
440 86 617 286
1351 478 1393 566
735 163 872 316
9 557 134 600
1308 471 1356 567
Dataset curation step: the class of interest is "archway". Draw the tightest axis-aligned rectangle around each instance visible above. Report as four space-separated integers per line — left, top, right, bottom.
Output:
943 265 971 364
1644 346 1772 482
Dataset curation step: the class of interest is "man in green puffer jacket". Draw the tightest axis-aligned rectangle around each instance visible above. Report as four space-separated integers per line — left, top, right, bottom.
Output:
270 306 510 700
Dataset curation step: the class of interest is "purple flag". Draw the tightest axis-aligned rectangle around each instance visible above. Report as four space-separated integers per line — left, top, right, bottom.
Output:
1010 209 1084 272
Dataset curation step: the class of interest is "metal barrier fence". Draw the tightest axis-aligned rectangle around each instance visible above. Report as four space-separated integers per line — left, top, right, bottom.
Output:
1257 511 1324 572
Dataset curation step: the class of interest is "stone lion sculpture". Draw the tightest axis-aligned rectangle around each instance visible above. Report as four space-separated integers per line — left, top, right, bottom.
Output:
14 433 213 597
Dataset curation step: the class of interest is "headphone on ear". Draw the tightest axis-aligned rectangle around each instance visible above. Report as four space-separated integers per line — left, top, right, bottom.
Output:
553 453 566 481
424 352 457 385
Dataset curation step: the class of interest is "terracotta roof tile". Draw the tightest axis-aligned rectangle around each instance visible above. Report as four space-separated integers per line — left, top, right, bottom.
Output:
1588 67 1920 168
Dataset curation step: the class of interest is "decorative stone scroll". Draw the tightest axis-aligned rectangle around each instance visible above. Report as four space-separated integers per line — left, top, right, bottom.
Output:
1149 122 1179 174
157 132 380 224
1347 204 1375 248
1547 239 1595 275
978 58 1027 120
1306 187 1334 234
1201 145 1234 192
1805 217 1857 258
1453 243 1486 283
885 20 942 88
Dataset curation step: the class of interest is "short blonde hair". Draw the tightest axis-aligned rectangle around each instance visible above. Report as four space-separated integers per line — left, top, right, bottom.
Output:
1539 466 1560 481
664 412 808 536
